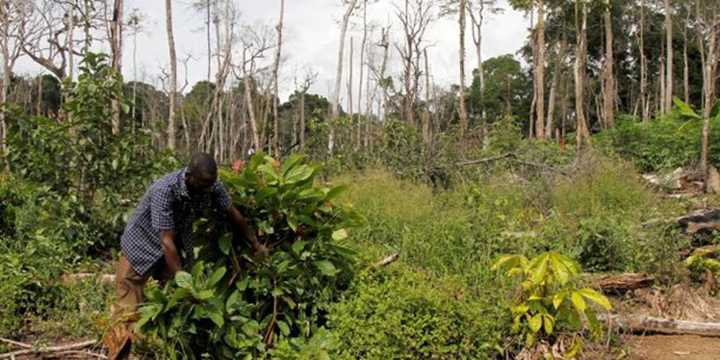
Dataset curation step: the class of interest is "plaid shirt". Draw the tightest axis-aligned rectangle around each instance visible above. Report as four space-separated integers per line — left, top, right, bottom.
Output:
120 167 232 276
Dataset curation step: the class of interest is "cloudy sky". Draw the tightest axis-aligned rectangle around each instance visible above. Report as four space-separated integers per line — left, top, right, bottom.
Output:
17 0 530 102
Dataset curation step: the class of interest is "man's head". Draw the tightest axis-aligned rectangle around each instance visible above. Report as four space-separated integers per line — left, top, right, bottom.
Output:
185 152 218 195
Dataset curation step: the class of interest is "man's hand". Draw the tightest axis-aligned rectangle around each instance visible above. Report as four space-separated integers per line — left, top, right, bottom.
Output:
228 206 269 258
160 230 183 274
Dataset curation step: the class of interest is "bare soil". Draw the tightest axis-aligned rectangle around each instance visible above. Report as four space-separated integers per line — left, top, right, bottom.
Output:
627 334 720 360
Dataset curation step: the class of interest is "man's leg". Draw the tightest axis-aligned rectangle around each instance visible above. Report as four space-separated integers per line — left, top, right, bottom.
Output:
105 255 151 360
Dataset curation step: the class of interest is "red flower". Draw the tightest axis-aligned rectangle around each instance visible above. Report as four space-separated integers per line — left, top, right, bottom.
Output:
232 159 244 173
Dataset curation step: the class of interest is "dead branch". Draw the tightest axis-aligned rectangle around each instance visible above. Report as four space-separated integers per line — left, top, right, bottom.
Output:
52 350 108 359
374 253 400 268
606 314 720 337
591 273 655 293
0 340 98 359
0 339 31 349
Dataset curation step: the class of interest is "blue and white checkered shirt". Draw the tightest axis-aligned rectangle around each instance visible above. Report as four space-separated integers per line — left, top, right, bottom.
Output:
120 167 232 276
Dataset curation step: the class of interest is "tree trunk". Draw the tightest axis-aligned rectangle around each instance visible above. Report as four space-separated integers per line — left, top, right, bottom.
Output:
699 0 717 193
357 0 367 149
111 0 123 133
165 0 177 150
470 3 485 122
546 36 567 137
0 0 9 171
639 0 649 122
458 0 468 138
664 0 673 112
535 0 546 139
244 73 261 152
300 90 306 152
603 4 615 128
379 27 390 124
270 0 284 156
574 0 590 150
348 37 354 137
330 0 359 157
67 0 76 80
683 7 690 104
422 48 431 143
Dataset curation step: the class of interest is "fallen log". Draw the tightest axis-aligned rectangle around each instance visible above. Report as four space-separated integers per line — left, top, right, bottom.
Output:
591 273 655 293
691 245 718 257
678 209 720 235
606 314 720 337
0 340 98 359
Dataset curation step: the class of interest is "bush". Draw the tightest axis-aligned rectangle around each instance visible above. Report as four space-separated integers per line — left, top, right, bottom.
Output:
137 154 365 359
329 268 504 359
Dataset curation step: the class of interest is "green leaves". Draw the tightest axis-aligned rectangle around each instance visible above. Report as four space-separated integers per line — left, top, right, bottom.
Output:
175 271 193 290
219 233 232 255
315 260 339 276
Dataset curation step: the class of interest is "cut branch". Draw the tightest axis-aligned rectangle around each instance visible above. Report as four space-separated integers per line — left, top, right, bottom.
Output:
0 340 98 359
607 314 720 337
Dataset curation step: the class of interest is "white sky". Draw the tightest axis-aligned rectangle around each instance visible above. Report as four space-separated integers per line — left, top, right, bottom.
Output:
15 0 530 103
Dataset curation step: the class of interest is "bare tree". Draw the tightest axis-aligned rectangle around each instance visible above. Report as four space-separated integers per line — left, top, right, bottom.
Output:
696 0 718 192
663 0 673 112
534 0 546 139
603 0 614 128
458 0 468 138
126 8 145 120
164 0 177 149
394 0 433 127
422 48 431 142
574 0 590 150
237 25 274 152
639 0 649 122
329 0 359 157
271 0 284 157
109 0 123 133
546 34 567 137
0 0 23 169
357 0 368 149
299 69 318 153
469 0 501 124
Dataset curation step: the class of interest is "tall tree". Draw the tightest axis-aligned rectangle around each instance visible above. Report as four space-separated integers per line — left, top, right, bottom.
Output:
696 0 718 192
574 0 590 150
663 0 673 112
458 0 468 138
272 0 284 157
357 0 368 149
468 0 501 124
110 0 123 133
165 0 177 150
329 0 359 157
603 0 614 128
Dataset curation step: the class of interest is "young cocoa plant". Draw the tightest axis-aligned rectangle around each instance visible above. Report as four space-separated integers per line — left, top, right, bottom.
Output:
136 153 365 359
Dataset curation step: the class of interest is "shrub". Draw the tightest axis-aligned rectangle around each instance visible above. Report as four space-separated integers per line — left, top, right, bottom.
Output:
137 154 365 359
329 268 505 359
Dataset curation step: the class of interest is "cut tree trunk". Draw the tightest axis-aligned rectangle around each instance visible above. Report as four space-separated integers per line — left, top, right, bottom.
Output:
608 314 720 337
678 209 720 235
592 273 655 292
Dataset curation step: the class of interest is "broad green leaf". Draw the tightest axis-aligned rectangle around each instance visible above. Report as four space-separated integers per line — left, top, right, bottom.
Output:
577 288 613 310
315 260 338 276
256 187 279 201
711 100 720 119
543 314 554 335
280 153 305 176
175 271 193 290
242 320 260 336
531 253 549 284
166 288 191 310
226 290 242 310
219 233 232 255
292 240 306 255
528 313 543 333
206 267 227 288
195 289 214 300
553 291 568 309
673 96 701 120
297 188 326 202
257 164 278 181
284 166 314 185
332 228 348 241
207 303 224 327
571 291 586 313
277 320 290 336
324 184 349 201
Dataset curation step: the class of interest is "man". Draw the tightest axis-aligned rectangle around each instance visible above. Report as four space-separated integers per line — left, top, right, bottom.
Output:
105 153 268 360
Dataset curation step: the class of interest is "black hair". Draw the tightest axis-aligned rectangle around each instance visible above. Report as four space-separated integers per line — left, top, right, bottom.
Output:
188 152 218 177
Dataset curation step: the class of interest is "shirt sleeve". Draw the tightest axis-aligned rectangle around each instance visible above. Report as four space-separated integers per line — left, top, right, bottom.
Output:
151 186 175 231
211 180 233 211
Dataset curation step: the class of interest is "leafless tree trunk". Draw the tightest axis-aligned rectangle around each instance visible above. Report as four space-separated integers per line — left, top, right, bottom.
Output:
663 0 673 113
422 48 431 143
574 0 590 150
683 4 690 104
458 0 468 138
67 0 76 80
603 3 614 128
0 0 11 170
348 37 354 130
271 0 284 157
378 27 390 123
110 0 123 133
535 0 546 139
329 0 359 157
546 35 566 137
469 1 485 121
165 0 177 150
697 0 717 192
639 0 649 122
299 69 318 153
357 0 368 150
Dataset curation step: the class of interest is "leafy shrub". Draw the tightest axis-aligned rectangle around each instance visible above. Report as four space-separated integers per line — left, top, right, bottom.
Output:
492 252 613 357
137 154 365 359
329 268 505 359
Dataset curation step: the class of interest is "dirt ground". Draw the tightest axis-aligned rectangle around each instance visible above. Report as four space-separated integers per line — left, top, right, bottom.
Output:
627 334 720 360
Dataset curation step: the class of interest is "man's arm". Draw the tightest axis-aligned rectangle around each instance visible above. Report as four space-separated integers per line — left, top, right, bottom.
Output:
228 206 269 257
160 230 183 274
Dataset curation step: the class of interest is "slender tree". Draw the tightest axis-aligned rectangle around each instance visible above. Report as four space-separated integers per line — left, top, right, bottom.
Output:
272 0 284 157
165 0 177 150
663 0 673 112
458 0 468 138
603 0 614 128
329 0 359 157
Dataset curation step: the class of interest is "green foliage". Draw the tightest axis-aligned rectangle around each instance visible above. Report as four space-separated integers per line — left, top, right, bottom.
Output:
137 154 365 359
685 249 720 294
329 269 504 359
492 252 612 356
596 99 720 172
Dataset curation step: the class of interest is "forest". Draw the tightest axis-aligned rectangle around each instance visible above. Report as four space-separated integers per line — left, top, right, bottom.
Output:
0 0 719 359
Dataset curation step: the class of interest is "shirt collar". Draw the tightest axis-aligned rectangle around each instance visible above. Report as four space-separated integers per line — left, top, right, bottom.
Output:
178 167 190 199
